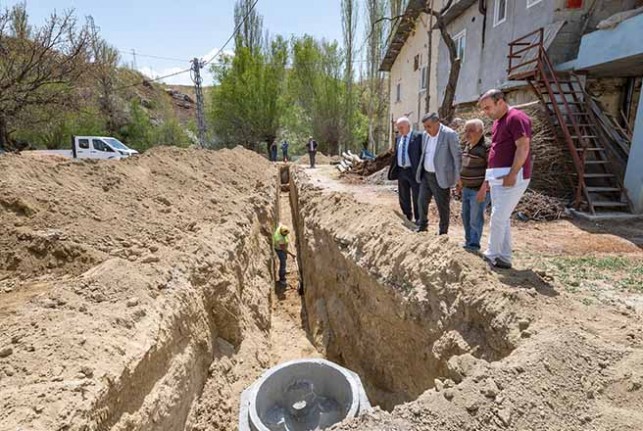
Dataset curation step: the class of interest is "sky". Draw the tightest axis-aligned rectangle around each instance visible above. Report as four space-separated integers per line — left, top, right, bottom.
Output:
3 0 346 85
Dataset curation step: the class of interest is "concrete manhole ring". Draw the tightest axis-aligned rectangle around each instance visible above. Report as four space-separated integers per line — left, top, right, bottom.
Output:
239 358 371 431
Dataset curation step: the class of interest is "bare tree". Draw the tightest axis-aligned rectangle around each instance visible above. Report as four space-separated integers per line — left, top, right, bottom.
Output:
424 0 460 122
341 0 358 151
87 17 120 135
0 3 90 150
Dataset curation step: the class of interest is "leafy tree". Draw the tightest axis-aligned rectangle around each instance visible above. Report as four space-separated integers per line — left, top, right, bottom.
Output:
341 0 358 150
208 34 287 152
365 0 389 153
289 36 345 155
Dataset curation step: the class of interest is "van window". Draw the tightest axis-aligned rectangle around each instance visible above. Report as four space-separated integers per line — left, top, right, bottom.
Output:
92 139 114 152
78 139 89 149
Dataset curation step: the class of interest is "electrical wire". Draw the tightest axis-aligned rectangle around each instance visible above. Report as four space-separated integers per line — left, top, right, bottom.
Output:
202 0 259 66
114 0 260 91
117 50 188 63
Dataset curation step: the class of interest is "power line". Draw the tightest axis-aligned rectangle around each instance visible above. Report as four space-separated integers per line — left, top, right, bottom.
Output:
117 49 188 63
114 0 260 92
202 0 259 66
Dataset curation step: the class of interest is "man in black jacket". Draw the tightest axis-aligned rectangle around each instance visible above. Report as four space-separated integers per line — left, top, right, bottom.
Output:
388 116 422 223
307 136 318 168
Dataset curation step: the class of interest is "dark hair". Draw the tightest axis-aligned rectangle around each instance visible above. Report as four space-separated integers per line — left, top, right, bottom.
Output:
479 89 505 103
421 112 440 123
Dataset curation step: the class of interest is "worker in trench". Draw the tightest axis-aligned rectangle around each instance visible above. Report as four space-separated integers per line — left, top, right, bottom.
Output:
273 225 296 288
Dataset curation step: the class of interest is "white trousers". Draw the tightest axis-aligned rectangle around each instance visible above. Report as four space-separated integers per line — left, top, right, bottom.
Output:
484 179 529 264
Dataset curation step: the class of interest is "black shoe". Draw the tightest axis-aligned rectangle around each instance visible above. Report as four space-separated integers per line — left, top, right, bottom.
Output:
494 258 512 269
415 226 428 233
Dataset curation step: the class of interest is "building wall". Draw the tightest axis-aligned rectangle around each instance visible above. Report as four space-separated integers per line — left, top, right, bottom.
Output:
436 0 641 105
436 5 484 106
389 13 441 136
625 89 643 213
437 0 555 105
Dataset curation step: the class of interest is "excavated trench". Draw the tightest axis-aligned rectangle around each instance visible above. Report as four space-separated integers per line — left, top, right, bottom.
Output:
185 163 520 428
0 155 519 431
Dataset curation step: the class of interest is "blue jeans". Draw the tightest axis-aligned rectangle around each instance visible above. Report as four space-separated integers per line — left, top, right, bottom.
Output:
461 187 490 250
275 249 287 282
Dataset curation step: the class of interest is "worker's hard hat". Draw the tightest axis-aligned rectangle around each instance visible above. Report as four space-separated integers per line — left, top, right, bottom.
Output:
279 226 290 235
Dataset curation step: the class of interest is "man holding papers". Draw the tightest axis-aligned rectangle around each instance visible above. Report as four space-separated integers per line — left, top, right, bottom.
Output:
478 89 532 269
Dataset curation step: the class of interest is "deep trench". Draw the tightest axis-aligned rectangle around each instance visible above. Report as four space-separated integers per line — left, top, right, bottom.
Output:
95 164 516 430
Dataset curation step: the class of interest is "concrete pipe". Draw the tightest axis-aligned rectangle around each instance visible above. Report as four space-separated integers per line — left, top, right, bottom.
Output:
239 359 371 431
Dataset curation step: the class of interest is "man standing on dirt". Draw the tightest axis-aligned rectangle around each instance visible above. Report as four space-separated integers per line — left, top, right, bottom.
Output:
307 136 318 168
273 225 295 287
457 119 490 251
478 89 532 269
387 116 422 223
281 140 289 162
415 113 461 234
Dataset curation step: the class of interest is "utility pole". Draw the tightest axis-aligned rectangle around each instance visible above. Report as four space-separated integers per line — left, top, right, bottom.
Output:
131 48 137 70
191 57 207 148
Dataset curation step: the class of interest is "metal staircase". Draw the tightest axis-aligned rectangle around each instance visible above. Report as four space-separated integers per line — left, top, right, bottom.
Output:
507 29 632 214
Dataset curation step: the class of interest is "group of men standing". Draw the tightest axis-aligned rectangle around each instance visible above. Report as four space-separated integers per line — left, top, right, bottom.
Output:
388 89 532 269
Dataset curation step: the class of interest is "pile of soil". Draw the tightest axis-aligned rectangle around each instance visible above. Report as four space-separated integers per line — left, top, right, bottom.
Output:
0 147 280 430
296 152 332 166
290 167 643 431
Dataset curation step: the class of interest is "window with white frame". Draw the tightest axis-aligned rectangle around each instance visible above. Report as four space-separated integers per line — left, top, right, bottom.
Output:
527 0 542 7
494 0 507 26
396 83 401 102
453 30 466 62
420 66 427 90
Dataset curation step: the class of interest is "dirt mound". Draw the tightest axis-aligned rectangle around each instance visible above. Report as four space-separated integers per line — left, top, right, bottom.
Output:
296 152 331 165
290 167 643 430
0 147 279 430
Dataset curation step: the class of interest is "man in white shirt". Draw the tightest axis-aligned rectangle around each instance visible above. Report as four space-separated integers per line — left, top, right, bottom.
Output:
416 113 462 234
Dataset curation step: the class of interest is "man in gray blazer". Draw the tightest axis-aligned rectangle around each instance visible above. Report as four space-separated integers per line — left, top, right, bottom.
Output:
416 112 462 234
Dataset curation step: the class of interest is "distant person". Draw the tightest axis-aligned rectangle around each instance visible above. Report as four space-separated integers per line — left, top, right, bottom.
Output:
307 136 318 168
415 113 461 234
457 119 490 251
387 116 422 223
281 140 289 162
478 89 532 269
273 225 295 288
270 142 278 162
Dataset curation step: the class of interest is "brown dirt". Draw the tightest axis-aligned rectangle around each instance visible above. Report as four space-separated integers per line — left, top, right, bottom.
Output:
2 145 642 431
296 152 332 166
289 166 643 430
0 147 317 431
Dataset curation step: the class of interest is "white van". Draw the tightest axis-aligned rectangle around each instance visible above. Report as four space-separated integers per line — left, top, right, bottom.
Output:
34 136 139 160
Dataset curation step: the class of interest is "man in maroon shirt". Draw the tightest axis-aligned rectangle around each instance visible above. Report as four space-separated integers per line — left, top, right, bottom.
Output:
478 89 532 269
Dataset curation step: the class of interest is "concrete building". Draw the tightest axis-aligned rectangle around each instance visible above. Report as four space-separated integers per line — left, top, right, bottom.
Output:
435 0 640 106
563 11 643 212
380 0 443 135
381 0 643 213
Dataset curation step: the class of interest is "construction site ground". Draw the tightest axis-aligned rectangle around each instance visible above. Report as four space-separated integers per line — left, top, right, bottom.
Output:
1 148 642 431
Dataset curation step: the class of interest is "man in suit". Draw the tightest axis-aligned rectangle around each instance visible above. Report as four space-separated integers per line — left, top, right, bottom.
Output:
388 116 422 222
416 112 462 234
